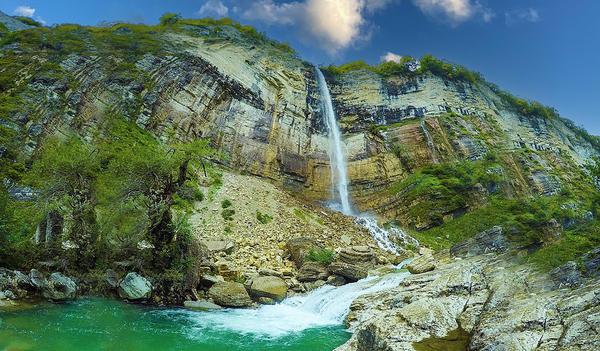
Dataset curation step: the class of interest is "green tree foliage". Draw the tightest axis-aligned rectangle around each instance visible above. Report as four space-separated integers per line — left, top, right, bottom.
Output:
28 136 101 265
13 16 43 27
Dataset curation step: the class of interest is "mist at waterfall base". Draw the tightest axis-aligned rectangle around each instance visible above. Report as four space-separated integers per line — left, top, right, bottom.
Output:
316 68 410 254
0 270 410 351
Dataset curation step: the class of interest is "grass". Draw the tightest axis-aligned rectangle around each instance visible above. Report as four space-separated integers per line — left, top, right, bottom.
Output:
256 211 273 224
306 248 335 265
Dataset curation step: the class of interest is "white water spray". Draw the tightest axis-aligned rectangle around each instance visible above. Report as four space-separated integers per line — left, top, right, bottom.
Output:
316 68 352 215
170 267 410 338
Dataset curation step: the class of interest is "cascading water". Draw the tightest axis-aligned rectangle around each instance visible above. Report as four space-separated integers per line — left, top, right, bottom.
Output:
316 67 417 253
172 266 410 338
316 68 352 215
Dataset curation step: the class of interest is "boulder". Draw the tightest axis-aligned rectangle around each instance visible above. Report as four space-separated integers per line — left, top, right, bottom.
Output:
329 262 367 282
407 253 437 274
450 226 508 257
550 261 582 288
184 299 223 311
285 237 319 268
200 274 225 287
118 272 152 300
43 273 77 301
30 269 47 289
297 261 329 282
208 281 253 307
583 247 600 277
248 276 288 301
215 259 240 281
326 275 347 286
202 239 235 255
105 269 119 289
338 246 377 265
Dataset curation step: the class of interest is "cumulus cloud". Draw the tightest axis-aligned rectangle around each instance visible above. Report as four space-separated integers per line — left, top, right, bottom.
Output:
241 0 393 55
198 0 229 18
505 8 540 26
412 0 493 24
13 5 35 17
381 52 402 63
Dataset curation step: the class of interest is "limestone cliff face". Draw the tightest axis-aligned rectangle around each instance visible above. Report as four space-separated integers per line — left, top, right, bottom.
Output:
2 23 598 226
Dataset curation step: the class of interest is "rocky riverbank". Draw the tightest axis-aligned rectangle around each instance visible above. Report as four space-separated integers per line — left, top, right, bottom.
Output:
336 228 600 351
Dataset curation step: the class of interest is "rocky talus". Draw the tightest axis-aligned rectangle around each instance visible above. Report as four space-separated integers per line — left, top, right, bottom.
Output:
336 247 600 351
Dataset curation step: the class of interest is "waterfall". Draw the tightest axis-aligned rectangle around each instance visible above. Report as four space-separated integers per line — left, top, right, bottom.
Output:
420 118 438 163
174 267 410 338
316 67 418 254
316 68 352 215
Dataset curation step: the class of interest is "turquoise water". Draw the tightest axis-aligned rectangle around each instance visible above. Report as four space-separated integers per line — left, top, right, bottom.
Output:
0 299 350 351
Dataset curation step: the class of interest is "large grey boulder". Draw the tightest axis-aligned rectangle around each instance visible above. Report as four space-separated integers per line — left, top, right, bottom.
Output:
29 269 47 289
583 247 600 277
201 239 235 254
328 262 367 282
248 276 288 301
297 261 329 282
285 237 319 268
118 273 152 301
43 273 77 301
208 281 253 307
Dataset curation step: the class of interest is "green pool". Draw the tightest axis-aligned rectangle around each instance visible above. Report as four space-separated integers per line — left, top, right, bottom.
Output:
0 299 350 351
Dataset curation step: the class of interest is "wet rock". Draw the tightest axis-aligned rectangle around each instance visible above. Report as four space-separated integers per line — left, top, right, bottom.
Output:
326 275 347 286
43 273 77 301
184 299 223 311
551 261 583 288
329 262 367 282
450 226 508 257
257 297 276 305
208 281 253 307
285 237 320 268
118 272 152 301
297 261 329 282
406 253 436 274
248 276 288 301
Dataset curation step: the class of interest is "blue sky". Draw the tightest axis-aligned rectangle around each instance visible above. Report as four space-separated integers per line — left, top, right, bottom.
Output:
2 0 599 135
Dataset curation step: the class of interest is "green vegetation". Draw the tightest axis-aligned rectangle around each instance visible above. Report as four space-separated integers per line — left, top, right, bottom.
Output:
306 248 335 265
221 199 232 209
256 211 273 224
13 16 43 27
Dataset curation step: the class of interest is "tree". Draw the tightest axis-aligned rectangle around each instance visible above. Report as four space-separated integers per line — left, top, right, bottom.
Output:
28 136 100 265
159 13 181 26
101 120 214 262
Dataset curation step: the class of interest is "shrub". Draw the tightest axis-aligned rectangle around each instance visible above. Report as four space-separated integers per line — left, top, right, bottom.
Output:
13 16 43 27
221 208 235 221
256 211 273 224
221 199 232 208
306 248 335 265
159 13 181 26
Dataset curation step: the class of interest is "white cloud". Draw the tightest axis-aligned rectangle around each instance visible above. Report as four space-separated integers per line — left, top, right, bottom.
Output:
198 0 229 18
505 8 540 26
412 0 493 24
241 0 394 55
13 5 35 17
381 52 402 63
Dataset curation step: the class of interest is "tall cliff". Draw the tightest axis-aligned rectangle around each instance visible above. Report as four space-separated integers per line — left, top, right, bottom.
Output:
1 17 598 262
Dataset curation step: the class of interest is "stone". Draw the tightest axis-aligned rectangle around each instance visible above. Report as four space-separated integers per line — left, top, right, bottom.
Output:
297 261 329 282
43 273 77 301
118 272 152 301
340 235 352 246
200 274 225 286
202 239 235 254
450 226 508 257
338 246 377 265
406 253 436 274
257 297 276 305
184 299 223 311
215 259 241 281
29 269 47 289
285 237 320 268
328 262 367 282
248 276 288 301
208 281 253 307
105 269 119 289
326 275 347 286
550 261 583 288
582 247 600 277
258 268 283 278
